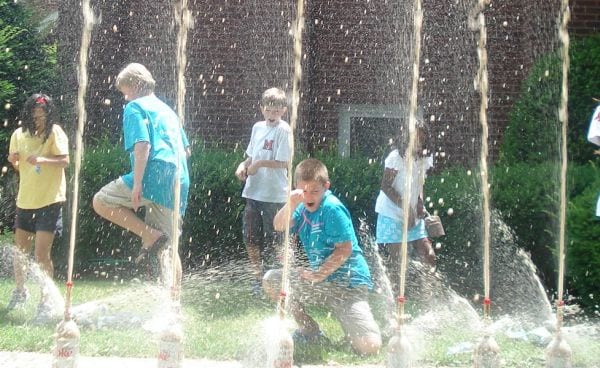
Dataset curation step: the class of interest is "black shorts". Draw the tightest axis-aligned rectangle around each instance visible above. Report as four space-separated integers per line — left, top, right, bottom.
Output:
242 198 284 251
15 202 63 235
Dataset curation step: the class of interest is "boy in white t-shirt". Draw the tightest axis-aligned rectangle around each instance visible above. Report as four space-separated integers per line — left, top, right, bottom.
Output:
235 88 291 294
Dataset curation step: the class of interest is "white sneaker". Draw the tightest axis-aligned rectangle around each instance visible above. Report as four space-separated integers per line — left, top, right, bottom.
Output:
6 288 29 310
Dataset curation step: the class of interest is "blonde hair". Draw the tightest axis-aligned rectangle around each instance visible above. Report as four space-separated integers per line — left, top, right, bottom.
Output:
116 63 156 96
294 158 329 185
261 88 287 108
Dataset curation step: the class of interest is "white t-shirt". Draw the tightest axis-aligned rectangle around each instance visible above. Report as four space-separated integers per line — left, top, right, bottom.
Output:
588 105 600 146
242 120 291 203
587 105 600 216
375 149 433 220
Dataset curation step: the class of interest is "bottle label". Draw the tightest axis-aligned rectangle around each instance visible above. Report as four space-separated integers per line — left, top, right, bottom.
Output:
272 343 293 368
53 338 79 368
157 340 183 368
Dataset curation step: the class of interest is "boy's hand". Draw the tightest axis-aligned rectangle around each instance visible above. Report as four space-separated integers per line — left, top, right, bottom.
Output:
299 267 322 283
235 162 248 181
26 155 45 165
131 183 142 211
290 189 304 208
7 152 19 165
594 149 600 156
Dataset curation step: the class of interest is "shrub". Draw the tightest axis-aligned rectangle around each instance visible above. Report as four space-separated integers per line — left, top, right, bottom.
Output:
181 146 246 267
57 137 132 270
62 144 391 269
500 34 600 165
0 1 58 233
0 0 58 161
488 162 596 288
316 152 382 226
566 166 600 311
52 139 599 314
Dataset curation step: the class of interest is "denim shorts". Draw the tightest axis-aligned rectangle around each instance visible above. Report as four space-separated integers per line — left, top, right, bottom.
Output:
376 214 428 243
15 202 63 235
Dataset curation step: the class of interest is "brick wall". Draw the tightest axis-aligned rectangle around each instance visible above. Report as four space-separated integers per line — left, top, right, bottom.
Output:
571 0 600 34
55 0 599 167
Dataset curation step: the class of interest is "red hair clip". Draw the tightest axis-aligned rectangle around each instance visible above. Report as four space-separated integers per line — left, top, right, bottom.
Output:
35 97 47 105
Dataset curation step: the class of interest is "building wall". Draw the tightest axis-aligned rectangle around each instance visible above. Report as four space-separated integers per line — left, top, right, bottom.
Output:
55 0 599 166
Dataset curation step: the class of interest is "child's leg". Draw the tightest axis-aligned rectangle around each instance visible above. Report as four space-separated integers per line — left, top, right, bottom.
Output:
145 203 182 290
93 179 163 247
33 231 55 278
260 201 285 270
242 199 263 281
412 237 436 267
333 287 382 355
382 242 402 296
13 228 34 291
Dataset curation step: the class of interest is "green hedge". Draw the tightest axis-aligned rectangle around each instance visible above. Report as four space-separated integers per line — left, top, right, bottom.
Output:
64 144 385 270
4 136 597 312
500 34 600 165
566 166 600 310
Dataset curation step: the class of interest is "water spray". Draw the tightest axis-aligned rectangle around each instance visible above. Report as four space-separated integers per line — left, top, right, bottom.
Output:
266 2 305 367
156 2 192 367
545 2 573 366
469 1 501 367
386 0 423 366
52 1 95 367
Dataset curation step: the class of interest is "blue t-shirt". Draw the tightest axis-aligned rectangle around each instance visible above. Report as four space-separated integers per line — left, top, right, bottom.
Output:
121 95 190 215
291 190 372 288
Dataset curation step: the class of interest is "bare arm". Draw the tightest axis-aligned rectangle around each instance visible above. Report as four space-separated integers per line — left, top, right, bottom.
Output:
300 241 352 283
132 141 150 210
380 167 403 207
380 167 416 226
246 159 288 175
7 152 20 171
26 154 69 168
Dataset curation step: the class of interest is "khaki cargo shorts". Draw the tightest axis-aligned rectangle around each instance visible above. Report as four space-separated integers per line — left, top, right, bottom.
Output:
264 269 381 341
94 178 178 236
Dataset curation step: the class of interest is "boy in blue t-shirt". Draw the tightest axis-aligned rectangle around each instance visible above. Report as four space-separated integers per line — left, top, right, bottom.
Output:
264 158 381 355
93 63 190 288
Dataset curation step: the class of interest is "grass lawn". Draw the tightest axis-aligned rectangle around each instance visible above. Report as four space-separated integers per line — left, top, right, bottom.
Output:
0 233 598 367
1 277 599 367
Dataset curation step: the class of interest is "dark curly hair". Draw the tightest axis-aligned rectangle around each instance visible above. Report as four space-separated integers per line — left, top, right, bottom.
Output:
19 93 58 143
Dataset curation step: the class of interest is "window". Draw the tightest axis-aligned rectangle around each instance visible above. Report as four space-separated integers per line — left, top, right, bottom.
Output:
337 104 404 158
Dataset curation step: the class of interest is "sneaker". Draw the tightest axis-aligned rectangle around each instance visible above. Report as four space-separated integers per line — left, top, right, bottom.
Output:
292 329 328 345
251 281 263 297
32 301 60 325
6 288 29 310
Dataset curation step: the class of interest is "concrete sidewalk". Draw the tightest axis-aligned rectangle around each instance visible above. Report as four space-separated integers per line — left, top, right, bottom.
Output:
0 351 387 368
